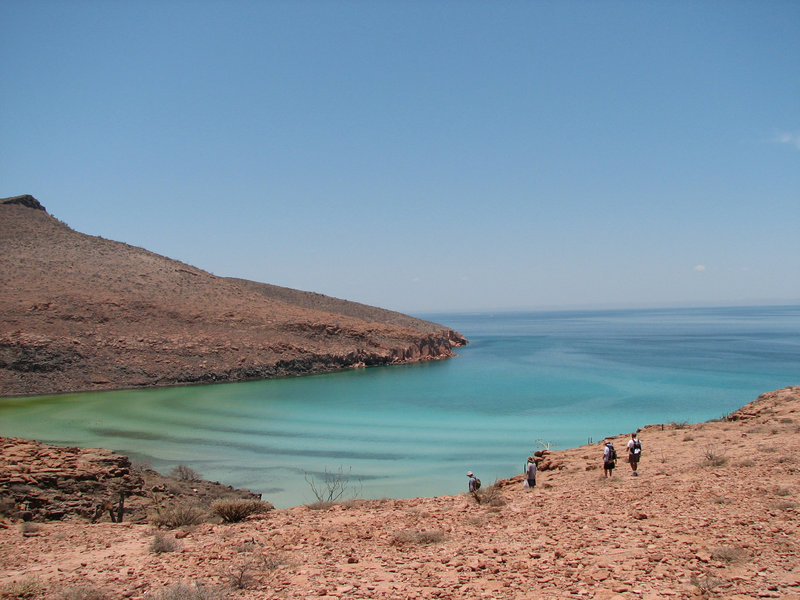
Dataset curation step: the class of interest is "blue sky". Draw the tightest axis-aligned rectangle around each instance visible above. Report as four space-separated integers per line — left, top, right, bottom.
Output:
2 1 798 314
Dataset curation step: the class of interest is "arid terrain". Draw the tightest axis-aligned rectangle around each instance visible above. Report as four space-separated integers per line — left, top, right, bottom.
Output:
1 386 798 600
0 195 466 397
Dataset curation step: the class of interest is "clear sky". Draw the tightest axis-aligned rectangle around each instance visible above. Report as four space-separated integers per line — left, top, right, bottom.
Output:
2 1 798 314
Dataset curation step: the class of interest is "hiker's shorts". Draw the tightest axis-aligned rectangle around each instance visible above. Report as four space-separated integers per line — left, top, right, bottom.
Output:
629 453 640 464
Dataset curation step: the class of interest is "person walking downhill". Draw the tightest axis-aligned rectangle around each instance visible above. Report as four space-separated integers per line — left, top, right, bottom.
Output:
627 432 642 476
525 456 537 489
603 441 617 478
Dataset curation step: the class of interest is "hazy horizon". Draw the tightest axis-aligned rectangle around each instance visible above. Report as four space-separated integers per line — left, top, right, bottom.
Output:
2 2 798 314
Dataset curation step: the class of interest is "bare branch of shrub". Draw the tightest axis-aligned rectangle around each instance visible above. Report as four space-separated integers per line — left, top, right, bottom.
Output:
701 445 728 467
171 464 201 482
304 466 361 504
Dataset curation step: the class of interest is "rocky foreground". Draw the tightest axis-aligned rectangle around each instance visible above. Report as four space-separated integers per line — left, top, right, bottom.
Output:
0 195 466 397
1 387 798 599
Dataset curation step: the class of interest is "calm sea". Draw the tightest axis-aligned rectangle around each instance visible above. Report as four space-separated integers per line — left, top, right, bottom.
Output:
1 305 798 508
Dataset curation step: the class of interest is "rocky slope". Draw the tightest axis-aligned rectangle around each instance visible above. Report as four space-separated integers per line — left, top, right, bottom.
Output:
0 195 466 397
1 386 798 599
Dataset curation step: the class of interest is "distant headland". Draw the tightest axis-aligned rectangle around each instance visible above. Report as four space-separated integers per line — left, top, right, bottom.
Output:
0 195 467 397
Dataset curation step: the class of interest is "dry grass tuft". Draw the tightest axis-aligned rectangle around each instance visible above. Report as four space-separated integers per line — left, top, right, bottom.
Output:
149 532 180 553
148 583 224 600
711 546 748 563
1 576 42 599
210 499 272 523
148 502 206 529
391 528 446 545
57 584 108 600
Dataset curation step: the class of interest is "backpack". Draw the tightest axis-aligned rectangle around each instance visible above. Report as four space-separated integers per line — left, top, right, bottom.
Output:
475 478 481 490
633 439 642 453
607 445 617 462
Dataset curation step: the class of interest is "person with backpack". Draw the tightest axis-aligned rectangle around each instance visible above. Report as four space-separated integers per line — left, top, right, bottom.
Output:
467 471 480 493
603 441 617 477
524 456 537 489
627 432 642 476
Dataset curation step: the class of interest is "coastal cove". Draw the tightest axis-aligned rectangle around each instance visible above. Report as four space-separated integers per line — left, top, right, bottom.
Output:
1 305 798 509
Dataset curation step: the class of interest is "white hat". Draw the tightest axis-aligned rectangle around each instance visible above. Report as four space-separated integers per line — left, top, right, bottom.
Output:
467 471 473 477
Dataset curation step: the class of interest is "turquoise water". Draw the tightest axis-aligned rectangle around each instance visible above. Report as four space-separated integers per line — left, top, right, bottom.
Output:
1 305 798 508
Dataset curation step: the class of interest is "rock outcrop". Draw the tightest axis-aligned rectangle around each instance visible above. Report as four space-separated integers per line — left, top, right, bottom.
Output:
0 436 260 523
0 195 467 397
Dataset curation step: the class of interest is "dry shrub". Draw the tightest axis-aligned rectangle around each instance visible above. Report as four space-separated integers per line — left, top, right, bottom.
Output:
57 584 108 600
477 483 506 507
770 500 797 511
691 574 723 594
210 499 273 523
391 529 445 545
711 496 732 505
305 501 335 511
1 576 42 599
171 465 201 481
261 551 289 571
223 560 257 590
149 532 180 553
775 486 793 497
18 522 41 534
736 459 756 467
701 446 728 467
148 502 206 529
149 583 223 600
670 421 690 429
711 546 748 563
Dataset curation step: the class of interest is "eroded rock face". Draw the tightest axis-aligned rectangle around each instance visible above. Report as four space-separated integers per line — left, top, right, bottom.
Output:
0 436 263 523
0 436 143 522
0 196 467 396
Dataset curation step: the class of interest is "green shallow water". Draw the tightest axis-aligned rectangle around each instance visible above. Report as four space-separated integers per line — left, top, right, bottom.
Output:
1 305 798 508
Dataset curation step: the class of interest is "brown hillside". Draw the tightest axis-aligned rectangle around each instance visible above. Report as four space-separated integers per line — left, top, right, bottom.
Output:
0 195 466 397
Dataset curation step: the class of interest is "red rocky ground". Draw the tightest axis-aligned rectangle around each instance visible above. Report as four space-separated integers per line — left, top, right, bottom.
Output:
1 387 798 599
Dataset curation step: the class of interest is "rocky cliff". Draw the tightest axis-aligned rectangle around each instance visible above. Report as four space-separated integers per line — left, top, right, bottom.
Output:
0 195 466 396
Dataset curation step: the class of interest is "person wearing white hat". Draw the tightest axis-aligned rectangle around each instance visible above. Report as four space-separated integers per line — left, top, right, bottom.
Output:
467 471 478 493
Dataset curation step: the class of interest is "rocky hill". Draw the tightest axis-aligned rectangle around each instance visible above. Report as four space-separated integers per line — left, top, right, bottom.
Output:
0 195 466 397
0 386 797 599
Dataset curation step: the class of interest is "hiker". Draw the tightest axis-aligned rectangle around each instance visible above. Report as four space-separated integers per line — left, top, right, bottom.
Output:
627 432 642 476
467 471 479 493
524 456 537 488
603 441 617 477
